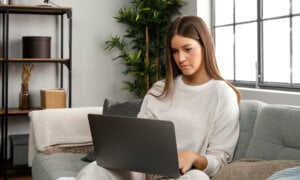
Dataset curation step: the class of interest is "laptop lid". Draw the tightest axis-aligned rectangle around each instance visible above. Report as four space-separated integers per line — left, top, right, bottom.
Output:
88 114 181 178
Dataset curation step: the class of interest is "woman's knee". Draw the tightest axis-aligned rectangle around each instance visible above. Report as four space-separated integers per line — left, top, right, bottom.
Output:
76 161 138 180
178 169 210 180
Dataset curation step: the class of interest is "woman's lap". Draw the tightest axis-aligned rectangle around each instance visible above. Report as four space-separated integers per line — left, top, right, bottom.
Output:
76 161 209 180
147 170 210 180
76 161 145 180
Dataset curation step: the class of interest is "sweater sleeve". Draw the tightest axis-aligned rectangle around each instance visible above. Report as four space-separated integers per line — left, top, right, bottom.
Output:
137 93 153 119
204 87 240 177
137 80 165 119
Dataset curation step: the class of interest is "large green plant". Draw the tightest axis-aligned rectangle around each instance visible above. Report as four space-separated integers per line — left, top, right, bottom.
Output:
104 0 186 98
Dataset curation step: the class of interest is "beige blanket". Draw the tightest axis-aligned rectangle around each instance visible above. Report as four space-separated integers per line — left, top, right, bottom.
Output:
28 106 103 166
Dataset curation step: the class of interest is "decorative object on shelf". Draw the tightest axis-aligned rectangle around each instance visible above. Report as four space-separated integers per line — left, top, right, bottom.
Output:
104 0 186 98
19 64 34 109
9 0 36 5
22 36 51 58
40 88 66 109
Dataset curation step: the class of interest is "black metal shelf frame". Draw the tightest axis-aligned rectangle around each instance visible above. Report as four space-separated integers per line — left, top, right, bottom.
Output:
0 5 72 179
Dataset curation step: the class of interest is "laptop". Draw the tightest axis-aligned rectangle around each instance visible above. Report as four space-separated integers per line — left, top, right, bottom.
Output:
88 114 181 178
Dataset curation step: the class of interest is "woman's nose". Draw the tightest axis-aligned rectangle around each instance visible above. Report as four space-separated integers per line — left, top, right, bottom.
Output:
178 51 186 62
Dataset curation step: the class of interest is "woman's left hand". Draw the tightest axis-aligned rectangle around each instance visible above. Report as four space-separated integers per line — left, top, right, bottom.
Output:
178 150 208 174
178 150 198 174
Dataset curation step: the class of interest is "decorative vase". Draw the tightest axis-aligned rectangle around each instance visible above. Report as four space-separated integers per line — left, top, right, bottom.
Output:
19 83 30 110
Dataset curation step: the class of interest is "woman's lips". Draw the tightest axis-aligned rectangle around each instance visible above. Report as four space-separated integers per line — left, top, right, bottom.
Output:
180 64 189 70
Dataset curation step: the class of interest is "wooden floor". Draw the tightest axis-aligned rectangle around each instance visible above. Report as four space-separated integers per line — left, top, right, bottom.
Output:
0 176 32 180
1 168 32 180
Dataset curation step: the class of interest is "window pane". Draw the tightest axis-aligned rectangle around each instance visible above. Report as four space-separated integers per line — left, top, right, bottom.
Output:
235 23 257 81
293 0 300 14
293 16 300 84
215 0 233 25
235 0 257 22
263 18 290 83
215 26 234 80
263 0 289 18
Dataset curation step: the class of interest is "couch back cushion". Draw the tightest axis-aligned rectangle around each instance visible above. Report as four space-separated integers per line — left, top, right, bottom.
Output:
245 105 300 160
233 100 267 161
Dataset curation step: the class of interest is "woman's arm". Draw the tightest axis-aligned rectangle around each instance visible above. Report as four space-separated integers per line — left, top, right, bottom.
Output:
179 84 240 176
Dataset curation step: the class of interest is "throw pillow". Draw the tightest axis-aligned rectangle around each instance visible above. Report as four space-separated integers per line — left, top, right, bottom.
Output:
211 159 300 180
102 98 143 117
267 165 300 180
81 98 143 162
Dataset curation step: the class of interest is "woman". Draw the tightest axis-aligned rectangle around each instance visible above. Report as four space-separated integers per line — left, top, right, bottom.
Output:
138 15 240 179
77 15 240 180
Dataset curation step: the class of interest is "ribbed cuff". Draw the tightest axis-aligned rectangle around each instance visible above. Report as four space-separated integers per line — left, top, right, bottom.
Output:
202 154 219 177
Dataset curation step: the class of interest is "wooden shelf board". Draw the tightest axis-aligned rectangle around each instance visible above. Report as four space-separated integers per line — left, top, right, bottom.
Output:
0 5 71 14
7 58 69 62
0 107 41 115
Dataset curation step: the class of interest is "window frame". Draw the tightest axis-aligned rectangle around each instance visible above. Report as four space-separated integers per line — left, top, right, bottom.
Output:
212 0 300 92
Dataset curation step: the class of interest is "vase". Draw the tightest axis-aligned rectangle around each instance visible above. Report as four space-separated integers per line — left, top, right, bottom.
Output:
19 83 30 110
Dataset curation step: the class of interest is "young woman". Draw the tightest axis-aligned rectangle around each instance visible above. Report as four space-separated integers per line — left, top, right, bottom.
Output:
138 15 240 179
77 15 241 180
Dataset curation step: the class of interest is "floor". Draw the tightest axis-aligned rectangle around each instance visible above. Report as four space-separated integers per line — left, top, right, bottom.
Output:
0 167 32 180
0 176 32 180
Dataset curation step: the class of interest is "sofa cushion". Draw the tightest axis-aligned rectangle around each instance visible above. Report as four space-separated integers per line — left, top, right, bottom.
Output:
245 105 300 160
32 153 89 180
211 159 300 180
233 100 267 161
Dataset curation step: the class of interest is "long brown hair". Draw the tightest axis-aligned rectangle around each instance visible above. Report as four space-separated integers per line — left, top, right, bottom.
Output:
162 15 241 102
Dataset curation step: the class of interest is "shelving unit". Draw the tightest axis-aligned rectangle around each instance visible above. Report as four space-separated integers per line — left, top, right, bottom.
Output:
0 5 72 178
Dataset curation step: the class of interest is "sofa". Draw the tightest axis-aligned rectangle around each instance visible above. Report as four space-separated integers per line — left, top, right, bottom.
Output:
28 99 300 180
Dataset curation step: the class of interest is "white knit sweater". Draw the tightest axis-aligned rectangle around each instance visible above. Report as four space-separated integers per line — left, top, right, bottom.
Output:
138 75 240 177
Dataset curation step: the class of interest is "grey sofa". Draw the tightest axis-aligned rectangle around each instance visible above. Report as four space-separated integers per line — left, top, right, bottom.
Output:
28 100 300 180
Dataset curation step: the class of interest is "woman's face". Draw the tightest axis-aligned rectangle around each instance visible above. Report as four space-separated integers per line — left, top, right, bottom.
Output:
171 35 205 78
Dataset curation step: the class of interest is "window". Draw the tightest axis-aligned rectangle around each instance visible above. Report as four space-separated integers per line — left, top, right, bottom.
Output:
213 0 300 91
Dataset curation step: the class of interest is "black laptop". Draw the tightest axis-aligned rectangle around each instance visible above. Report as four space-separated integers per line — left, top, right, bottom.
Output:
88 114 181 178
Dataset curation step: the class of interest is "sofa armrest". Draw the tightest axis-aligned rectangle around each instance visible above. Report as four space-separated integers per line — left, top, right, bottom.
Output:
28 106 103 166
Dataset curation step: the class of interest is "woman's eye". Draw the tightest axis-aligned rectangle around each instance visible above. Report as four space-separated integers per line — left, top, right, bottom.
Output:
185 48 192 52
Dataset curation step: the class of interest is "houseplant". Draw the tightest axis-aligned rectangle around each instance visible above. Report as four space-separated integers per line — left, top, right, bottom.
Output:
104 0 186 98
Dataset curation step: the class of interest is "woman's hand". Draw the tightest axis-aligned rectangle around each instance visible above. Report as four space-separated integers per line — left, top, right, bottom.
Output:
178 150 208 174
